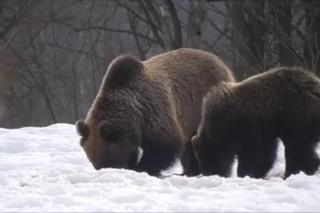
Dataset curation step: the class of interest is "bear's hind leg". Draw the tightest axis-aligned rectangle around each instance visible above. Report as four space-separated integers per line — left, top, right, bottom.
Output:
281 128 320 178
284 144 319 178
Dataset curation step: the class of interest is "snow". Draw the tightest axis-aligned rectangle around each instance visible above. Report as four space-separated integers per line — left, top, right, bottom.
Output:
1 123 320 212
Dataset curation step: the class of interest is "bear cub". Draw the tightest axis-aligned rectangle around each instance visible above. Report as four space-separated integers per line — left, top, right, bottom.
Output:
192 67 320 178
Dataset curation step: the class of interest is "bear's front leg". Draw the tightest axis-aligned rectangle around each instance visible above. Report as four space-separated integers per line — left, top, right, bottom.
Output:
136 134 184 177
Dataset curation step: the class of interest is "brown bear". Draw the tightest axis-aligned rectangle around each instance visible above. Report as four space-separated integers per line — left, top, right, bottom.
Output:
192 67 320 178
75 48 235 176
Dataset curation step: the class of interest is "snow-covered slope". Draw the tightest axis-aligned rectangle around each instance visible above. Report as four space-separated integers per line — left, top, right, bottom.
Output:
0 124 320 212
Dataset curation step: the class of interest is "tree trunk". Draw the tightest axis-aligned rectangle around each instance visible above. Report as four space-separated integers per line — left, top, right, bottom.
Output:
160 0 182 50
304 0 320 73
186 0 206 48
269 0 295 66
229 0 266 78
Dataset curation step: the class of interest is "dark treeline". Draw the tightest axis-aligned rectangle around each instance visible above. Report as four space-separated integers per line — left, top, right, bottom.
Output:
0 0 319 128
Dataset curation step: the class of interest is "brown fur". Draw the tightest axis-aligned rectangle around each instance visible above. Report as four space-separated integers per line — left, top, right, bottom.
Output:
76 48 234 176
192 67 320 178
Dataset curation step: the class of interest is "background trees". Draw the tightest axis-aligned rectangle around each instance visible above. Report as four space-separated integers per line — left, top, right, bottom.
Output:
0 0 319 128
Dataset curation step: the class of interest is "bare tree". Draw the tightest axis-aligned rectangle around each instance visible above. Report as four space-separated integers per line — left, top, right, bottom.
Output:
228 0 266 77
304 0 320 73
269 0 296 66
1 0 320 127
186 0 207 48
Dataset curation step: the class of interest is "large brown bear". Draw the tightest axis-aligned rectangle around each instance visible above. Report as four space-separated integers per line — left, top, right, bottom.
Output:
75 48 234 176
192 67 320 178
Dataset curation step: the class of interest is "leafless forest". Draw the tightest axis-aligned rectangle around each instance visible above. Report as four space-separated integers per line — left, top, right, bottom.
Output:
0 0 319 128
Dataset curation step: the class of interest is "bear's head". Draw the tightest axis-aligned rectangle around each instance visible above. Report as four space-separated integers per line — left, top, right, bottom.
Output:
191 83 236 177
75 55 145 170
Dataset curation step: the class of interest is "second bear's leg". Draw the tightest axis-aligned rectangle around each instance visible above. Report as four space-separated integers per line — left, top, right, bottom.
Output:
237 143 258 178
237 158 255 177
285 145 319 177
253 136 278 178
181 140 201 176
236 131 278 178
282 130 320 178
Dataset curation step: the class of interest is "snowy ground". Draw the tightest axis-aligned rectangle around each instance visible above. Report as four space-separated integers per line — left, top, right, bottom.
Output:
0 124 320 212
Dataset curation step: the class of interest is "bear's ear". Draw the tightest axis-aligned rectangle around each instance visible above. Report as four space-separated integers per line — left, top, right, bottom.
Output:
105 55 143 89
75 120 89 139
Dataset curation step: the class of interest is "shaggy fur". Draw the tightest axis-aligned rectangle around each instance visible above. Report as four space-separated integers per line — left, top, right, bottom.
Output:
192 67 320 178
76 48 234 176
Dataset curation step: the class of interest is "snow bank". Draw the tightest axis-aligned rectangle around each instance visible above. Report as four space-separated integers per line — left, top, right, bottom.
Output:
0 124 320 212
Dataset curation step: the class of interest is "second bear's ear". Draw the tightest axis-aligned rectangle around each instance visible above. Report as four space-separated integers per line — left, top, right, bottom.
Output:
105 55 144 89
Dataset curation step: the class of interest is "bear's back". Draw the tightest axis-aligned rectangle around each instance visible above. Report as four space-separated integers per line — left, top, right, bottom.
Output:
228 67 320 120
144 48 234 138
144 48 233 81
